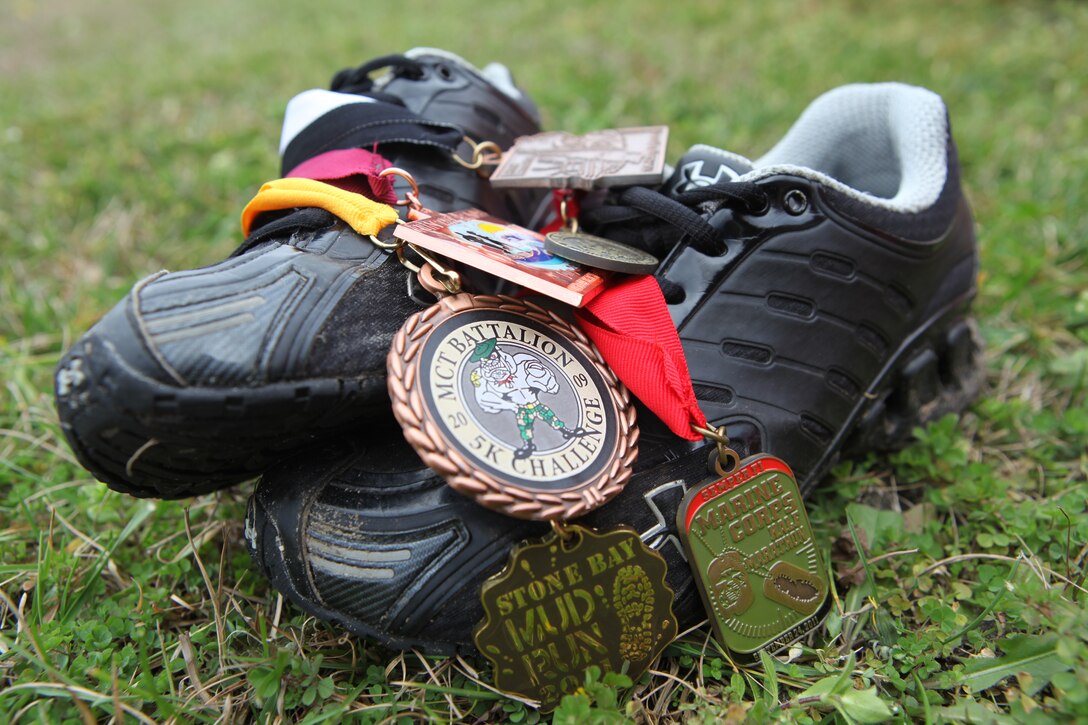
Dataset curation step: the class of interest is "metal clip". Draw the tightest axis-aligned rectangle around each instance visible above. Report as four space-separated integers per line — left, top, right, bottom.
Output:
550 519 583 550
379 167 423 209
452 136 504 171
691 423 741 476
559 196 580 234
405 244 461 295
369 218 404 251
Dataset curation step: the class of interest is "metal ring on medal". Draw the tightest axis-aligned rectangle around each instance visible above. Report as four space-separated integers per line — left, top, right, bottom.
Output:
544 230 660 274
387 293 638 521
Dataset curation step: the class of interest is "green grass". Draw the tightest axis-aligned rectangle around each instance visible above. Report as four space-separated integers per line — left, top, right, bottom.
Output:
2 0 1087 722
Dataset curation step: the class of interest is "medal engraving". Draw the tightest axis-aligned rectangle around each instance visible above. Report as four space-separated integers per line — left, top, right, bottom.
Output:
677 454 830 657
388 294 638 520
474 525 677 711
490 127 669 190
544 230 660 275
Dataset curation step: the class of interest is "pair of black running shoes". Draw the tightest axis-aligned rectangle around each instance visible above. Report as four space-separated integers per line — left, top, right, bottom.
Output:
55 48 982 654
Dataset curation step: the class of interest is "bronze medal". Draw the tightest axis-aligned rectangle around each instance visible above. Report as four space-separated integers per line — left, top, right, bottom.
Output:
392 208 607 307
474 524 677 711
387 293 638 521
676 454 830 658
489 126 669 190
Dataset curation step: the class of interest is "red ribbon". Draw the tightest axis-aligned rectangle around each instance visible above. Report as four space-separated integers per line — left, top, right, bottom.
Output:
575 275 706 440
540 189 582 235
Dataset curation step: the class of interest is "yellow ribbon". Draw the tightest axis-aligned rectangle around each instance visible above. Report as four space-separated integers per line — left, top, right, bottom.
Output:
240 178 399 237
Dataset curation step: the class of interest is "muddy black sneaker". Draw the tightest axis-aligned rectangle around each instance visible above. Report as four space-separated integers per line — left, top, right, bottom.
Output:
245 420 709 654
55 50 544 499
245 82 983 652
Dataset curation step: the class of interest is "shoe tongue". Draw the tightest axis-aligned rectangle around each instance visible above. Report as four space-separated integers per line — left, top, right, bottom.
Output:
665 144 755 195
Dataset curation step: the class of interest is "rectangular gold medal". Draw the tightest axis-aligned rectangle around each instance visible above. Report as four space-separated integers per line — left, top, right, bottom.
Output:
676 454 830 658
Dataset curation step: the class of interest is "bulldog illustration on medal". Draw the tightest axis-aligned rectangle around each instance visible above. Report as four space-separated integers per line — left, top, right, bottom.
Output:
468 337 589 461
430 320 602 481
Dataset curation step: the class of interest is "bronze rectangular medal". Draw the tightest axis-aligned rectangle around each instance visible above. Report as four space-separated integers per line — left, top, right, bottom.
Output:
676 454 830 658
392 209 608 307
489 127 669 190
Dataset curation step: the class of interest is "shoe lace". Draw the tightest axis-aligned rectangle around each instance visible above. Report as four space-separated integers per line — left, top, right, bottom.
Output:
330 54 428 95
582 181 770 258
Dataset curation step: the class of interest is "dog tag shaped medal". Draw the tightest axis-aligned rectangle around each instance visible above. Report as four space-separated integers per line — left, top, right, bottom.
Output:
677 454 830 658
490 127 669 190
475 524 677 712
387 293 638 521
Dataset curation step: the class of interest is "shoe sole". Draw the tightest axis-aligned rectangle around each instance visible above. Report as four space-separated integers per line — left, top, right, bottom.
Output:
56 333 386 499
805 295 983 493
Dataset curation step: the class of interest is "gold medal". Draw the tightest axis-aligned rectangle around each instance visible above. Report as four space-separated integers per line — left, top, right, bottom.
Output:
474 524 677 712
676 440 830 659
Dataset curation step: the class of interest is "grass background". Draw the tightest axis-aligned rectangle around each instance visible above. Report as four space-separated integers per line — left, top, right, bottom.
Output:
1 0 1086 722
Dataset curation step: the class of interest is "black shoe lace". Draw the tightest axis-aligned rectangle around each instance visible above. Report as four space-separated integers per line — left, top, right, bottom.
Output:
582 181 770 258
330 55 428 96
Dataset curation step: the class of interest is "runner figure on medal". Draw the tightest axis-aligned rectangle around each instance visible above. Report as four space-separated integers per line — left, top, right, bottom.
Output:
469 338 588 459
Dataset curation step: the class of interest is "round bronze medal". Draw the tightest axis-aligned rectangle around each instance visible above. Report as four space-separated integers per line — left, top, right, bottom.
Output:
387 293 638 521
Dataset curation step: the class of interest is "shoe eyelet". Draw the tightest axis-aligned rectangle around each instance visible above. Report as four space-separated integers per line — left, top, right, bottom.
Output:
436 63 455 81
747 194 771 216
784 189 808 215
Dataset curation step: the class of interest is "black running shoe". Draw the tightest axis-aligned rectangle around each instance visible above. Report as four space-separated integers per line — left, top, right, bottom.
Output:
55 50 544 499
245 82 984 654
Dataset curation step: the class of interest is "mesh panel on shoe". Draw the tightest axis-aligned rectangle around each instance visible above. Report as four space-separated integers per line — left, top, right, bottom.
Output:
817 140 964 242
750 82 950 213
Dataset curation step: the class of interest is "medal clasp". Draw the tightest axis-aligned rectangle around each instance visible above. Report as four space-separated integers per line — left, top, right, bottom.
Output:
691 423 741 475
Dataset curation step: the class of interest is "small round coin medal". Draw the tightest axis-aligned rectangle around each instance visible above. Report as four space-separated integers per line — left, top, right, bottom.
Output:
676 437 830 660
544 230 660 275
387 278 677 711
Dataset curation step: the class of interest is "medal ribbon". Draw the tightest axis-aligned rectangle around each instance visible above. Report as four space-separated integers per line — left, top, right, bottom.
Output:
240 177 399 237
540 189 581 235
285 148 397 203
575 274 706 440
